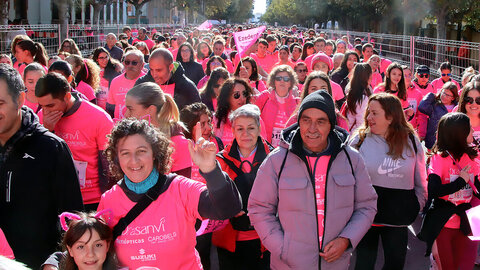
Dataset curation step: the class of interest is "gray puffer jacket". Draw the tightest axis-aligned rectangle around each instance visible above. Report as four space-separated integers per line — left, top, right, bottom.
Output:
248 124 377 270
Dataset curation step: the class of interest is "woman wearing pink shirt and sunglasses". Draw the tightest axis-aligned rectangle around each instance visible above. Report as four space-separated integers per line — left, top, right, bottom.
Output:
432 62 461 94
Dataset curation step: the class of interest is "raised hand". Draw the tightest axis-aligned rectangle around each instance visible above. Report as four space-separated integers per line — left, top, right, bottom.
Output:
188 122 217 173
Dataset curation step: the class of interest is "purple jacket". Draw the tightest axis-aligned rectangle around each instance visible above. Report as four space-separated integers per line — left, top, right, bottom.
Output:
248 124 377 269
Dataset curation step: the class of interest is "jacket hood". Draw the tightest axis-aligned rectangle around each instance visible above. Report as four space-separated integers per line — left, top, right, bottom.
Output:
1 106 47 159
279 123 349 158
165 62 185 85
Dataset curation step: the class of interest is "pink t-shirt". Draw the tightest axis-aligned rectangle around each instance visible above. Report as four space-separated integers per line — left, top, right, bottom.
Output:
307 155 331 248
38 101 113 204
107 72 145 119
370 72 383 89
170 134 193 173
191 137 221 183
412 81 435 97
97 70 110 110
406 85 423 128
98 176 206 270
271 101 291 147
133 38 155 51
23 97 38 113
161 83 175 98
251 53 277 75
0 228 14 259
249 80 267 93
76 80 96 102
330 80 345 101
428 153 479 228
197 75 209 90
431 78 461 94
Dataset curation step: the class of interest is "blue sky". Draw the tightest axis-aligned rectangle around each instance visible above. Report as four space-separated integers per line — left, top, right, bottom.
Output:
253 0 266 14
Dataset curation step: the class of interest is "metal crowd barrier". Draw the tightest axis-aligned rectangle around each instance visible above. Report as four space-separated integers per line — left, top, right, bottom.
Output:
324 29 480 82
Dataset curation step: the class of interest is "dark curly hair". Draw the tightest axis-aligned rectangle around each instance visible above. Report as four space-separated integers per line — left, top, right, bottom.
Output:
215 78 253 128
105 119 173 179
180 102 212 140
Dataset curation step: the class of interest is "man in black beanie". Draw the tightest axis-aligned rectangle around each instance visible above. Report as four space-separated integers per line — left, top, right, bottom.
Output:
248 90 377 269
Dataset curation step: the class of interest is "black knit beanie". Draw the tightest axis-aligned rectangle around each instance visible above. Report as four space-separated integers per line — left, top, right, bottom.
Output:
297 90 336 129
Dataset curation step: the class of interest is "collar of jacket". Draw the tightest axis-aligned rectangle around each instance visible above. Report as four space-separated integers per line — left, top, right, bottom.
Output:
218 136 272 168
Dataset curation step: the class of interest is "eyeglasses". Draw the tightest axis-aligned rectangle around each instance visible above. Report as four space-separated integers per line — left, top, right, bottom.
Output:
296 69 307 73
441 91 454 98
464 96 480 105
233 90 249 99
275 76 291 82
124 60 139 66
181 49 191 53
418 74 429 78
211 62 222 67
441 73 452 77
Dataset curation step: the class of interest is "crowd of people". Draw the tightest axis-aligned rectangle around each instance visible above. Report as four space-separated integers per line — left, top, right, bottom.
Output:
0 23 480 270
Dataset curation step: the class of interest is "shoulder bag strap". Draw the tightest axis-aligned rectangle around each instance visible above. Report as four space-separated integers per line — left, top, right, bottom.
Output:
112 174 169 241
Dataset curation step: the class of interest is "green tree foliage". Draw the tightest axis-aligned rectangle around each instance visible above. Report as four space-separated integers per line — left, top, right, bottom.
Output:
125 0 153 24
176 0 253 23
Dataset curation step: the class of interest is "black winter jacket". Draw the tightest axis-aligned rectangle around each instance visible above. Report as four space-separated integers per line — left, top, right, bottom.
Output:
135 62 201 111
0 107 84 268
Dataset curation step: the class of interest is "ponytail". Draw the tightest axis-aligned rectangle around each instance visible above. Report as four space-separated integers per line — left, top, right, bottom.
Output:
33 42 48 67
157 93 181 138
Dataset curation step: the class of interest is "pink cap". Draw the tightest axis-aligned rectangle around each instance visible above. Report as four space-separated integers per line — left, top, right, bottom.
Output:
311 52 333 71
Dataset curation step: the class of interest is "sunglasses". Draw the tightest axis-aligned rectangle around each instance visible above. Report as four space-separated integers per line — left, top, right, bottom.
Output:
441 73 452 77
275 76 291 82
297 69 307 73
172 38 177 40
464 96 480 105
233 90 249 99
124 60 139 66
418 74 429 78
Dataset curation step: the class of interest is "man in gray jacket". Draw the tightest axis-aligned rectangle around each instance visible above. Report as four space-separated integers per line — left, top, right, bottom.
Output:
248 90 377 269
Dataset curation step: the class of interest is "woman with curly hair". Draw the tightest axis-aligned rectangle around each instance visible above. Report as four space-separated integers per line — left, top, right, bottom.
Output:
197 55 227 89
214 78 266 146
96 118 242 269
66 54 100 104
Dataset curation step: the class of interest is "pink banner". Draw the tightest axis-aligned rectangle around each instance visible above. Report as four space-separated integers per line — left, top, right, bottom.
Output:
233 26 266 57
197 20 213 31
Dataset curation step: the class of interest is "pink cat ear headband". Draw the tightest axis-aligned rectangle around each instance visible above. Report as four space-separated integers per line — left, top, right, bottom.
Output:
59 209 113 231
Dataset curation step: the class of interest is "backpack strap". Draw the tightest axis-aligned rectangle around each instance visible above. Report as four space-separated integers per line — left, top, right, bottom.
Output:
277 150 289 180
409 133 417 154
343 148 356 179
112 174 169 241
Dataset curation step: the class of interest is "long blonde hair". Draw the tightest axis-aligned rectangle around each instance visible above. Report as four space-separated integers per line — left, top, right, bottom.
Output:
126 82 184 137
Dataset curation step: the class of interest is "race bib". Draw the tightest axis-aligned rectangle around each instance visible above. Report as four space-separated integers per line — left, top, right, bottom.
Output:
272 126 283 147
448 173 473 205
73 160 88 188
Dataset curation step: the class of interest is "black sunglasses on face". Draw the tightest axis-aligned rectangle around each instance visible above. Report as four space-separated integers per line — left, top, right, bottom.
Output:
275 76 291 82
233 90 249 99
464 96 480 105
124 60 139 66
418 74 429 78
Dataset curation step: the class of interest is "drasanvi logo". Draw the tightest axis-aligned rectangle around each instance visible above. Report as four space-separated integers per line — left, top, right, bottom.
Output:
377 157 403 178
123 217 166 236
